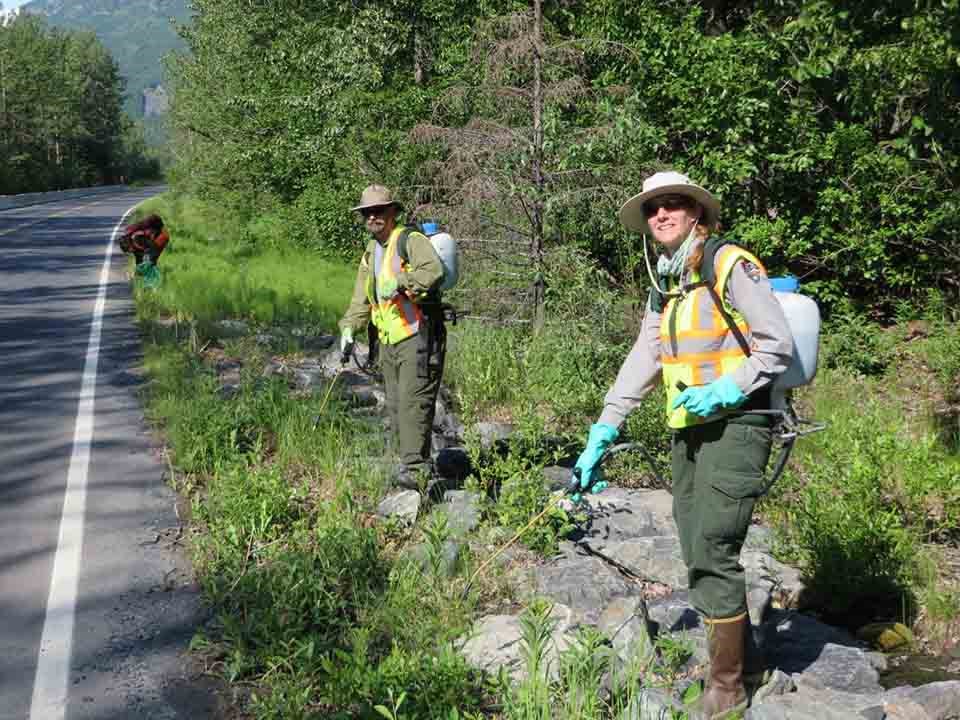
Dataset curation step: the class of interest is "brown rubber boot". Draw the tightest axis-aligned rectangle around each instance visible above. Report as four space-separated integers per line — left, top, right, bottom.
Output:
692 614 749 720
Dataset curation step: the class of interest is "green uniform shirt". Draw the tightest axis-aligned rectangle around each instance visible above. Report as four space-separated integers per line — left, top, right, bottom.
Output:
339 228 444 334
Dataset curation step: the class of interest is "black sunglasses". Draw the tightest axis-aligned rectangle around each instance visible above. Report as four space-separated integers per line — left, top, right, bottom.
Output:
643 194 695 216
360 205 393 219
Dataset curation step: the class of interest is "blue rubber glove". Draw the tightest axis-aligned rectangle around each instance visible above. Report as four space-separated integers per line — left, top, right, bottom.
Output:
377 276 399 301
671 375 747 417
571 423 619 503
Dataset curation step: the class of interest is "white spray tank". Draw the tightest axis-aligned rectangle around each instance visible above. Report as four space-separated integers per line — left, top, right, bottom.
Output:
769 275 820 408
421 221 459 292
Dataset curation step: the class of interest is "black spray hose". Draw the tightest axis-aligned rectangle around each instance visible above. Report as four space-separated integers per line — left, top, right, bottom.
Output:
675 380 798 495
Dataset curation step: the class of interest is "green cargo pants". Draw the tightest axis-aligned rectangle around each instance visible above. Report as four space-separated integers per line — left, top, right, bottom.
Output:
671 417 772 620
379 315 446 475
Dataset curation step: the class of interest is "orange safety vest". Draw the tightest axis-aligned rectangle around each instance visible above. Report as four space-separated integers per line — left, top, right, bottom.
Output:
366 226 424 345
660 244 765 429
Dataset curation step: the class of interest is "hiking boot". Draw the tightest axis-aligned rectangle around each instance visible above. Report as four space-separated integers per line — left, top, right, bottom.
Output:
689 613 749 720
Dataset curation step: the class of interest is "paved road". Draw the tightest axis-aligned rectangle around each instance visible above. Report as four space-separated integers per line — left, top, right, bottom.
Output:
0 190 215 720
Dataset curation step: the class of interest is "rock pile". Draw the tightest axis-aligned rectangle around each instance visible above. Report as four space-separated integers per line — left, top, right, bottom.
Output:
209 327 960 719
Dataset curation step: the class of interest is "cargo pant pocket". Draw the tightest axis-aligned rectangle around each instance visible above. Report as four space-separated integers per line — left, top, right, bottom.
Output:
700 424 771 542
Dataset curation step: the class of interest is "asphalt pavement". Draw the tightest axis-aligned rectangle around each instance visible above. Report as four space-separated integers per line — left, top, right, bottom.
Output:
0 189 215 720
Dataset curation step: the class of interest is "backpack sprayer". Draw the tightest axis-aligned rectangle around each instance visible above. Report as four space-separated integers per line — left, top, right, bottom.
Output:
461 274 826 599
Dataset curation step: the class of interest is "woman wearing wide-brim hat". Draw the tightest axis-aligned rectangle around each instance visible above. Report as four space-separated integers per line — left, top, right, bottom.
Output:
573 170 795 719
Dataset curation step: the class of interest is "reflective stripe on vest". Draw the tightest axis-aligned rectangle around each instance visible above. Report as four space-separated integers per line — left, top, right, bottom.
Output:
661 244 765 429
367 226 423 345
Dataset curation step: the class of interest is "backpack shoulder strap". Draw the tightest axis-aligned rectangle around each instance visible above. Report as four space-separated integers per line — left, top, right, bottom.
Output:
398 227 413 265
701 237 752 357
700 235 728 286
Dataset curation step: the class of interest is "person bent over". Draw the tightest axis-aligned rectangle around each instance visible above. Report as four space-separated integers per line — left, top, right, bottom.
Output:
119 214 169 268
338 185 446 490
573 171 794 719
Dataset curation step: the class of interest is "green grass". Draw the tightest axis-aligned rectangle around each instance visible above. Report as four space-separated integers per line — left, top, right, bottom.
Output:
131 194 354 330
132 194 960 717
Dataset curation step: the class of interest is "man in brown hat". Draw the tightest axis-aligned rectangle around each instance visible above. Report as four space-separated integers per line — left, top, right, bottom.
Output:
339 185 446 489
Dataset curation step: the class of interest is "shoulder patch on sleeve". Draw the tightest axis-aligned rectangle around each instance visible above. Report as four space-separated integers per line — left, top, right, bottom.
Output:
741 260 767 282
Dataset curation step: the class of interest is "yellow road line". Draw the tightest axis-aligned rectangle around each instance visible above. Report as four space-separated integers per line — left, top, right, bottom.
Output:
0 197 113 238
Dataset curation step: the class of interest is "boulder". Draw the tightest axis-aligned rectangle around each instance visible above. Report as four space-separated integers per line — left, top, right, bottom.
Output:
617 688 686 720
884 681 960 720
542 465 573 492
577 488 677 545
742 549 809 623
377 490 421 525
751 669 796 705
520 553 635 625
402 540 462 577
597 596 656 668
747 689 884 720
598 537 688 589
211 319 250 338
436 490 483 539
473 421 516 451
763 611 883 695
459 604 577 681
647 591 701 635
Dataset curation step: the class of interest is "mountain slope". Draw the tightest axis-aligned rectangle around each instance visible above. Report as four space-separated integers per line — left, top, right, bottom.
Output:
22 0 190 117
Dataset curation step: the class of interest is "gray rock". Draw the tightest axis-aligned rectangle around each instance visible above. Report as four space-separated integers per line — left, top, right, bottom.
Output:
579 488 677 546
402 540 462 577
617 687 685 720
763 612 882 695
433 392 464 444
746 691 880 720
521 554 635 625
302 334 335 352
647 591 701 634
211 319 250 338
884 681 960 720
597 596 655 667
543 465 572 492
287 361 325 390
473 421 515 450
377 490 421 525
459 604 577 681
744 524 776 552
742 549 808 617
218 383 241 400
599 536 688 589
437 490 483 538
340 383 385 408
751 669 796 705
254 332 280 347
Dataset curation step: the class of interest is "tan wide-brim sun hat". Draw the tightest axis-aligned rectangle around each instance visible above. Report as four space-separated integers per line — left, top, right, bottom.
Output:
352 184 403 213
619 170 720 234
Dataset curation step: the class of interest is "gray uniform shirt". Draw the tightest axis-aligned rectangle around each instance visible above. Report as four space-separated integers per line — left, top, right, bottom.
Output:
597 261 795 429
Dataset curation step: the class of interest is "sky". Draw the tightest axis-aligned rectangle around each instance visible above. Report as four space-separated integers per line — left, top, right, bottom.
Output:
3 0 32 11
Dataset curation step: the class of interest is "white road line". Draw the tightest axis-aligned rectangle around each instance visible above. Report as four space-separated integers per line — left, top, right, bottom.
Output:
29 204 140 720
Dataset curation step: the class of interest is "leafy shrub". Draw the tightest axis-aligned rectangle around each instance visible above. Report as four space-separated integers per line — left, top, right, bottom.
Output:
820 308 896 376
482 449 574 556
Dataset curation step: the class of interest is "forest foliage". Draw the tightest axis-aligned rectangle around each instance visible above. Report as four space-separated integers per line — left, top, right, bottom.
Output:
166 0 960 317
0 12 160 193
